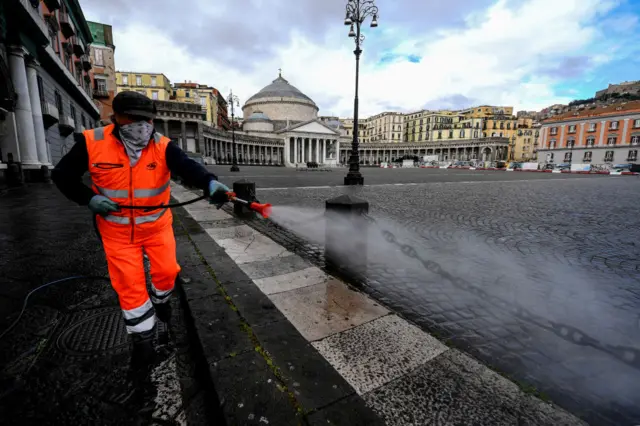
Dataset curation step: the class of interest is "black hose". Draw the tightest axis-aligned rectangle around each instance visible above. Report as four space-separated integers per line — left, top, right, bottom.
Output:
118 195 208 211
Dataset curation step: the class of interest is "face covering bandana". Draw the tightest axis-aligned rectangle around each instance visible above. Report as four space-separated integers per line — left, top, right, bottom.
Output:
119 121 155 166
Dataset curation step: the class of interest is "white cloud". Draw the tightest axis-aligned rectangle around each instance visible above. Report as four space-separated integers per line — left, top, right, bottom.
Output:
107 0 629 118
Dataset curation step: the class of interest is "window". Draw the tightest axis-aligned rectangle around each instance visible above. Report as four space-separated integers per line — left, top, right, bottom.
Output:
604 151 614 162
96 78 107 92
567 140 575 148
500 122 504 129
136 75 142 86
200 97 207 106
185 91 190 98
583 151 592 162
507 123 511 130
628 150 638 161
122 75 128 85
587 137 595 147
151 76 157 87
55 91 63 115
36 76 45 104
151 91 159 100
609 121 619 130
70 103 76 122
634 119 640 129
568 125 576 133
588 122 596 132
607 136 617 145
550 127 558 135
50 26 60 53
549 139 556 149
449 131 453 138
95 49 104 66
64 51 71 71
632 136 640 146
564 152 572 161
81 114 86 128
438 131 442 139
460 130 465 138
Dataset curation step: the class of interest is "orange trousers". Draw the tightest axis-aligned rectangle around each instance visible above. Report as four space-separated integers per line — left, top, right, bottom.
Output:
101 225 181 335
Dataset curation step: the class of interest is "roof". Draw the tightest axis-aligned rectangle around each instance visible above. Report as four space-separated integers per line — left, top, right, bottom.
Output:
246 111 271 121
247 75 316 105
543 100 640 123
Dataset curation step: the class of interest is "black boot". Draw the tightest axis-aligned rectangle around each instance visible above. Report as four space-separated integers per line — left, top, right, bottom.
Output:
129 329 157 378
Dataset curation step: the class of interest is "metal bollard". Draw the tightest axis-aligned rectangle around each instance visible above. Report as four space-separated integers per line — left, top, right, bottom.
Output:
232 180 257 218
324 194 369 282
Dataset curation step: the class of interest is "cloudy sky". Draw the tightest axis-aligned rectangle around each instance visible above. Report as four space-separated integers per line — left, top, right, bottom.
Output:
81 0 640 118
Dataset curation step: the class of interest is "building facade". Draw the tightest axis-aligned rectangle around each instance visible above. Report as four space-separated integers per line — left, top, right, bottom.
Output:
172 81 222 128
537 101 640 165
87 20 115 122
404 110 483 143
116 71 171 100
364 111 404 143
1 0 100 182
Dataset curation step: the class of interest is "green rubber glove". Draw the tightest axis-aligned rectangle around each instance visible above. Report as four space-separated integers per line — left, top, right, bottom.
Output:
89 195 120 215
208 180 231 208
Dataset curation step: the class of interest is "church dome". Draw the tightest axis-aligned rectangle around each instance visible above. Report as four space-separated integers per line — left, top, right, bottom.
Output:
247 75 316 104
243 110 274 132
243 72 319 123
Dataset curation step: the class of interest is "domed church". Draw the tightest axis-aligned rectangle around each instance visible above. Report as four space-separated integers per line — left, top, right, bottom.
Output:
240 72 341 167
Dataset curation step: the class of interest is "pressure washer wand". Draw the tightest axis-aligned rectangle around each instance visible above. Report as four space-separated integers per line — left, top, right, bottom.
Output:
225 191 272 218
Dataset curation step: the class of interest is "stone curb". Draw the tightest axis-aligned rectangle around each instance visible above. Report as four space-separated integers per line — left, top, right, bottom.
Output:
170 181 587 426
170 186 381 425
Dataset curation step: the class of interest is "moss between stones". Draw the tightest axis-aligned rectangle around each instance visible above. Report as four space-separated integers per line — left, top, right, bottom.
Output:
176 214 308 420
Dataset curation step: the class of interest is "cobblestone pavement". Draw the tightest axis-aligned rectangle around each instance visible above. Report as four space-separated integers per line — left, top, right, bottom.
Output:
0 184 212 425
208 164 599 188
211 167 640 426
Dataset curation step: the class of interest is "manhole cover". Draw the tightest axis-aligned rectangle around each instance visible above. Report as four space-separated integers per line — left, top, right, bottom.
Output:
56 307 130 356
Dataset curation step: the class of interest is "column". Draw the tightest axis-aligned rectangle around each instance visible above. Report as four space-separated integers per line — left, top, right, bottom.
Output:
180 120 187 151
320 139 325 163
25 58 49 165
8 45 39 166
621 119 630 145
314 139 319 163
163 119 169 137
306 138 311 162
560 124 566 148
598 121 606 146
196 121 204 154
293 138 297 164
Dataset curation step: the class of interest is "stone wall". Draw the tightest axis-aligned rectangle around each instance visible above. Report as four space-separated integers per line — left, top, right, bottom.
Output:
39 68 98 165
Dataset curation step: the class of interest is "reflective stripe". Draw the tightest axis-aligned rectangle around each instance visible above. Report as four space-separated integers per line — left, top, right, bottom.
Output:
150 285 173 304
104 214 130 225
125 315 156 334
122 299 154 320
134 180 170 198
135 208 168 224
94 127 105 141
95 184 128 198
154 132 164 143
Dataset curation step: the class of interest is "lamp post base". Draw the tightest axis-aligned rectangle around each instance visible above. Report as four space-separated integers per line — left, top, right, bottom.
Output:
344 172 364 186
230 165 240 172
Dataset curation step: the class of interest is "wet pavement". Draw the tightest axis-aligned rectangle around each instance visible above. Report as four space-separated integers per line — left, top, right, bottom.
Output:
0 184 211 425
210 166 640 426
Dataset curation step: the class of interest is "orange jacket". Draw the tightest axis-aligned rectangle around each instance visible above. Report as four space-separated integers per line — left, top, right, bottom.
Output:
85 124 172 243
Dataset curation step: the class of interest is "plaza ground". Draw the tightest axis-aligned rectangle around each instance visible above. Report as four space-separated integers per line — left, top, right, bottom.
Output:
207 165 640 426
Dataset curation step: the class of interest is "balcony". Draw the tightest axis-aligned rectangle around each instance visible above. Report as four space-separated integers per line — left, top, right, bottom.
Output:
59 11 75 38
43 0 62 11
41 101 59 128
59 115 75 136
82 56 92 71
71 37 85 56
17 0 50 46
93 87 109 98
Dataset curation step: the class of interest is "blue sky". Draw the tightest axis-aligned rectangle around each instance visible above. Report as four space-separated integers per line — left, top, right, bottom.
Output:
83 0 640 117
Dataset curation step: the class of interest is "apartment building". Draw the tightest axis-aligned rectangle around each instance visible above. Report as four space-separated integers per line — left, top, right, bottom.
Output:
404 110 482 142
363 112 404 143
2 0 100 182
116 71 172 100
87 21 115 122
537 101 640 165
172 81 230 129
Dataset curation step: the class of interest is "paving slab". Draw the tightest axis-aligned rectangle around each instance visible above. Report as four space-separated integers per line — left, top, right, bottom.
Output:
207 350 301 426
187 208 233 222
205 224 256 241
215 233 292 264
269 279 389 341
238 254 312 280
253 266 329 295
312 314 449 395
306 394 386 426
252 318 354 411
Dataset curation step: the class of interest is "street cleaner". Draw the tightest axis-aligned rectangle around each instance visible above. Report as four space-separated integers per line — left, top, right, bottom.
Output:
51 91 231 372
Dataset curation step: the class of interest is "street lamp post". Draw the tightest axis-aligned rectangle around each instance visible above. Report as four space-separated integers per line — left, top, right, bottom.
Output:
228 90 240 172
343 0 378 186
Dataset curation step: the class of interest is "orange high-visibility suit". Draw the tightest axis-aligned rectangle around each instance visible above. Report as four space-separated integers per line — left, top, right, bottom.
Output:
85 124 179 335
